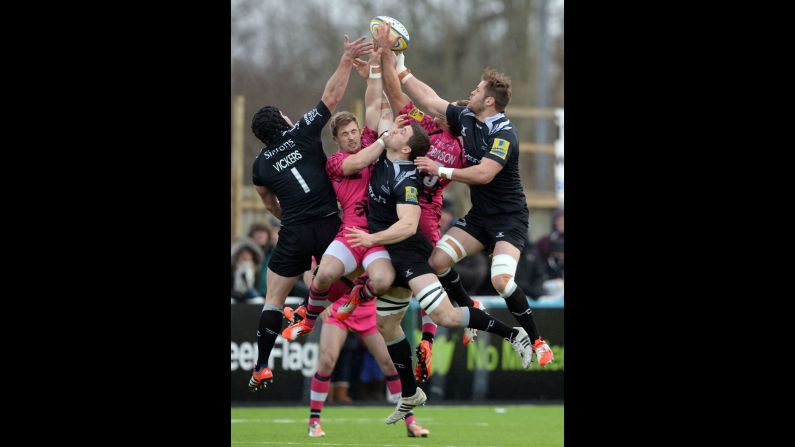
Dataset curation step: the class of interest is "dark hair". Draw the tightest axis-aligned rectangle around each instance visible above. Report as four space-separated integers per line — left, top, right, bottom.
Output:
482 67 512 112
406 122 430 161
247 222 272 238
251 106 291 146
454 99 469 107
330 111 359 137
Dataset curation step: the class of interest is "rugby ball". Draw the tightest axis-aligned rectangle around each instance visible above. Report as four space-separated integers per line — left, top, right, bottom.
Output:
369 16 410 52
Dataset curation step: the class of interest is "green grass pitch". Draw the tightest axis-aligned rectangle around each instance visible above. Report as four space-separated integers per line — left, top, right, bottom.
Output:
232 404 563 446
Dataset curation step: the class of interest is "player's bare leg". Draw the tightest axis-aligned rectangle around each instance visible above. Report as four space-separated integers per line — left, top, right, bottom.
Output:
428 227 486 344
491 241 553 366
283 254 346 339
307 318 349 437
409 273 534 368
338 257 394 320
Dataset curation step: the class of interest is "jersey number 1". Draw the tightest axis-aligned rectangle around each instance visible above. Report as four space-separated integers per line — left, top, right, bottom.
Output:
291 167 311 193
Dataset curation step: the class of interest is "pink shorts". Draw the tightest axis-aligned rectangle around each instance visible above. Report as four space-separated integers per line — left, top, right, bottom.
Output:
322 229 390 276
323 297 378 336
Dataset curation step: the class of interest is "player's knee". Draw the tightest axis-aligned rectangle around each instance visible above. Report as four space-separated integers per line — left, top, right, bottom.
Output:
430 308 458 328
428 249 452 273
491 254 518 297
368 276 392 295
491 274 512 294
313 266 337 289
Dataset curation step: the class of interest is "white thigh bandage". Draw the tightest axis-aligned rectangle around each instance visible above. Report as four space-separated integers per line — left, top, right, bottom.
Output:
362 249 390 271
491 254 518 297
415 282 446 314
376 293 411 316
323 240 358 275
436 235 468 264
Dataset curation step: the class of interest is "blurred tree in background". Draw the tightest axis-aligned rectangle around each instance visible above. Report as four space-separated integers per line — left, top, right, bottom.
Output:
232 0 563 234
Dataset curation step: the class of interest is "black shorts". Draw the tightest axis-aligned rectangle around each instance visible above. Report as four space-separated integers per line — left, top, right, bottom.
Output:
268 214 341 277
452 210 529 251
386 232 435 289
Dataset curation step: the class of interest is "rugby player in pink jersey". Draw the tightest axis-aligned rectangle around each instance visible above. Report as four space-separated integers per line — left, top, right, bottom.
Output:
281 45 410 342
300 260 429 438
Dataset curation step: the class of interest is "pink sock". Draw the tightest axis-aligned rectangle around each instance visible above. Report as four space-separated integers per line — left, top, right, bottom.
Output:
326 278 353 303
309 371 331 425
405 413 417 426
385 371 402 401
305 285 330 329
421 312 437 341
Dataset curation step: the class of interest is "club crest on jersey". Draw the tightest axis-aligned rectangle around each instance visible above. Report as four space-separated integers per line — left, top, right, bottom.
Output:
408 107 425 122
405 186 418 203
490 138 510 159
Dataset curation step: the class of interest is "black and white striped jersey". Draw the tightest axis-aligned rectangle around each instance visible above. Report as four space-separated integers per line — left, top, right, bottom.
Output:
366 152 423 234
252 100 338 226
446 104 528 217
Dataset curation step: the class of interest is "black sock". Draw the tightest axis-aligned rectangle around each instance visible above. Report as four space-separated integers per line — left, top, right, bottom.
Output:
466 307 519 340
386 338 417 397
504 286 540 341
438 268 474 307
254 309 284 370
421 332 435 344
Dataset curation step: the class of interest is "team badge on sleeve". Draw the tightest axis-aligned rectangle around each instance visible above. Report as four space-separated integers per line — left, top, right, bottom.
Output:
404 186 419 203
489 138 510 159
408 107 425 122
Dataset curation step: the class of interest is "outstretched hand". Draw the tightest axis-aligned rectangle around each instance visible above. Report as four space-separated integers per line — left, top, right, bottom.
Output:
352 47 384 79
387 114 412 135
374 21 399 51
414 156 441 176
343 34 373 61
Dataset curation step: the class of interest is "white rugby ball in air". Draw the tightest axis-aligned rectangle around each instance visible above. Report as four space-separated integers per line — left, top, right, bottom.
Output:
369 16 410 52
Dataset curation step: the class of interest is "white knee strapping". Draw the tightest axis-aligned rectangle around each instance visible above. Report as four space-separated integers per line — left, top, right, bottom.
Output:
436 235 468 264
376 293 411 316
415 282 446 314
491 254 518 297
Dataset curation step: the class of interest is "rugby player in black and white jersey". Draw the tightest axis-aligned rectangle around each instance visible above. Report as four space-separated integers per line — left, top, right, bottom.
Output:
344 121 533 424
247 35 373 392
400 64 555 367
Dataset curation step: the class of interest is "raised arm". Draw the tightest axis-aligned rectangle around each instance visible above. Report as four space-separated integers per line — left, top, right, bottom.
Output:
374 23 411 113
360 47 387 131
321 35 373 113
374 23 449 116
402 71 451 117
254 185 282 219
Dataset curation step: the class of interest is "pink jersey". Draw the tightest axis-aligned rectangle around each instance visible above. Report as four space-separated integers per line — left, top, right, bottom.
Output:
325 127 379 229
399 102 465 244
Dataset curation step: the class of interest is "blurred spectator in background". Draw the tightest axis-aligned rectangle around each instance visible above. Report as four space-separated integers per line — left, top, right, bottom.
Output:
536 209 564 280
245 221 311 300
231 238 265 304
514 234 549 300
